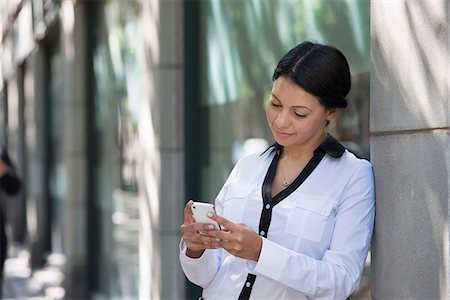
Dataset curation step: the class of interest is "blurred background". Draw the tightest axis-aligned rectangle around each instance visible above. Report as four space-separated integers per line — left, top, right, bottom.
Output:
0 0 370 299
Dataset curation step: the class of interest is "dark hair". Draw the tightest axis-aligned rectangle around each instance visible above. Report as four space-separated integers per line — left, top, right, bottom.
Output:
272 41 351 109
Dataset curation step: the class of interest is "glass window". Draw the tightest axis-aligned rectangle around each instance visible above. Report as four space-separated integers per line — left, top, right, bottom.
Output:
47 46 65 254
195 0 370 203
186 0 370 298
87 1 141 298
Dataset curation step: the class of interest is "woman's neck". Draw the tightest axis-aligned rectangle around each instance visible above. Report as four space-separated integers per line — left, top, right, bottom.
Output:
281 133 327 161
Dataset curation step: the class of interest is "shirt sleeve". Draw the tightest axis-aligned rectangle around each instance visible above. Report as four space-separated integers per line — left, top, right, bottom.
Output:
179 159 242 287
179 186 225 288
179 241 222 288
253 161 375 299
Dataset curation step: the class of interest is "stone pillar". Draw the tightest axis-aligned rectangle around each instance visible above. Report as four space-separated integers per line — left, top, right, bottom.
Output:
59 1 88 298
138 0 185 299
25 51 51 269
370 1 449 299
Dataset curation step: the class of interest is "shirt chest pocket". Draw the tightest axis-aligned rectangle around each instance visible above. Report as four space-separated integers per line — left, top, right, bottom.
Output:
222 185 253 224
284 195 335 243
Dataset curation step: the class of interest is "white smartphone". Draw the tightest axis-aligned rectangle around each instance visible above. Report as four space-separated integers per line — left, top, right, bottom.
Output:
191 202 221 231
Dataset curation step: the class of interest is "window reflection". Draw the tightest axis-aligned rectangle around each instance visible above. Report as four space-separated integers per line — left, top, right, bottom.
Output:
48 48 65 254
193 1 371 297
89 0 141 298
198 0 370 202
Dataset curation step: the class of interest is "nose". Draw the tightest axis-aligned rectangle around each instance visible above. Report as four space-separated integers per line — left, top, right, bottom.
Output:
275 110 290 129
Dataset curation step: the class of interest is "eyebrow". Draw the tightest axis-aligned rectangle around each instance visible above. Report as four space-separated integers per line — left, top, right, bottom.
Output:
271 93 312 111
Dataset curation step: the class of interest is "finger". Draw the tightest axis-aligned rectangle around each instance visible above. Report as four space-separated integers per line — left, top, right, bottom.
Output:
211 239 235 252
196 223 217 233
207 228 233 243
188 232 221 245
183 200 195 223
208 213 237 231
197 242 221 250
206 240 224 249
181 223 216 236
185 241 209 252
180 221 199 234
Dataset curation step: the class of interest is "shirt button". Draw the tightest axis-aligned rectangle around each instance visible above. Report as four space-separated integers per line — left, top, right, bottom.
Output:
246 282 251 287
260 230 265 236
265 204 270 209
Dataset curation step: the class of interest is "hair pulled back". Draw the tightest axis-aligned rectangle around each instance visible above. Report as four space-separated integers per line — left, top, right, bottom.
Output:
272 41 351 109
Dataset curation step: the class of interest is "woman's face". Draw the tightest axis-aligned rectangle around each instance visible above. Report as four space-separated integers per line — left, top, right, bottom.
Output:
266 76 335 148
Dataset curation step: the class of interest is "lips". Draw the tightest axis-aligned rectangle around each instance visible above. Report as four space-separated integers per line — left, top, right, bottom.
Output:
275 130 294 139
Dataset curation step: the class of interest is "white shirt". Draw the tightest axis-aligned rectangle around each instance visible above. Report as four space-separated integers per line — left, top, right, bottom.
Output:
180 138 375 300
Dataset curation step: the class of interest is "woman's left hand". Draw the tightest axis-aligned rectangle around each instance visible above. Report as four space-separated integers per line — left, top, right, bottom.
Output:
207 213 262 262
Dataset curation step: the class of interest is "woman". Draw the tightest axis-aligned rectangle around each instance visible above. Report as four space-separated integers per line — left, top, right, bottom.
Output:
180 41 375 300
0 147 21 297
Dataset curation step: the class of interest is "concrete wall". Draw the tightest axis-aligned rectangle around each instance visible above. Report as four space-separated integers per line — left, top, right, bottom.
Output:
370 1 449 299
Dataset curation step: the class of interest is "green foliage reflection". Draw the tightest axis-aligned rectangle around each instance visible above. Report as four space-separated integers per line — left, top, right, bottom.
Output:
197 0 371 203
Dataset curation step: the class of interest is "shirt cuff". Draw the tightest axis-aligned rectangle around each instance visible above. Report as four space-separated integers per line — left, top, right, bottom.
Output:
179 239 213 264
254 238 289 280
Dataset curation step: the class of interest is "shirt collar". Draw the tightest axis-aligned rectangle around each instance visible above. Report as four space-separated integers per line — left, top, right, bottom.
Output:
319 135 345 158
262 135 345 158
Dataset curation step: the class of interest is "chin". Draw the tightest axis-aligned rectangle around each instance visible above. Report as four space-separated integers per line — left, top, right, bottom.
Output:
274 139 292 147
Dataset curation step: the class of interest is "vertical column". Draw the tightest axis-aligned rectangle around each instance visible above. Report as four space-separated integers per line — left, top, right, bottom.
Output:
59 1 88 298
6 76 24 243
158 1 185 298
13 66 26 244
370 1 449 299
138 0 185 299
26 51 50 269
137 2 160 298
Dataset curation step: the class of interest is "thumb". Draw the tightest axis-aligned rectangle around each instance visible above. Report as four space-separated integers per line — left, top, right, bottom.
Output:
183 200 196 224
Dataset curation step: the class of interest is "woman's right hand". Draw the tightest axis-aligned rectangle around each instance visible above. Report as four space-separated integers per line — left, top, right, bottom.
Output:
180 200 219 258
0 159 8 177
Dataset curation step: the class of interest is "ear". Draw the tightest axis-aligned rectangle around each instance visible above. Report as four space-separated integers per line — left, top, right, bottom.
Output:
326 108 338 122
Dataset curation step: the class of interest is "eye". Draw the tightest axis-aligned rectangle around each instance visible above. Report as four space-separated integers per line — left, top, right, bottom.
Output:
270 101 281 108
294 111 307 118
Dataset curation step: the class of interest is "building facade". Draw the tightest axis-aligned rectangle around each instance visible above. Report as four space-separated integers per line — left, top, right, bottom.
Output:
370 1 450 299
1 0 448 299
1 0 186 298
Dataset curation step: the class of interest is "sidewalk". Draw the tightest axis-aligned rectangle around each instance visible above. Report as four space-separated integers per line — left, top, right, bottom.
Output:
1 247 64 300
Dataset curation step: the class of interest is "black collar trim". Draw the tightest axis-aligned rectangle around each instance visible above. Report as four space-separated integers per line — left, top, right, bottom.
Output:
261 135 345 158
320 135 345 158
